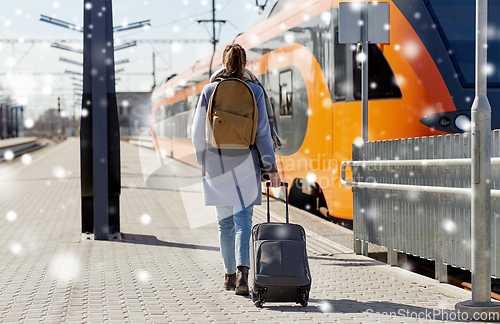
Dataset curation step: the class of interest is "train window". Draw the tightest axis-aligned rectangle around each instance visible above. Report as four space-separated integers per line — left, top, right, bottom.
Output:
279 70 293 119
334 27 347 101
352 44 402 100
426 0 500 87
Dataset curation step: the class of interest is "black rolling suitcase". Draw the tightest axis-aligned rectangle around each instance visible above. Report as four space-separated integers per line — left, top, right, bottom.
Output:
250 182 311 307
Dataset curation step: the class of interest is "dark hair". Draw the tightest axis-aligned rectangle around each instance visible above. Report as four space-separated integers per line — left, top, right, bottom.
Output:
222 44 246 78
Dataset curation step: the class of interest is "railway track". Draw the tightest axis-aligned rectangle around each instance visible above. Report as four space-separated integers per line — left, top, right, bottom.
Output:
0 137 47 162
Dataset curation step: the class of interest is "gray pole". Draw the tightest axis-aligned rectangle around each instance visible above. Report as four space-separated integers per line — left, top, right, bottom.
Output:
210 0 216 77
0 104 3 139
212 0 216 55
91 0 109 240
456 0 500 317
361 3 369 143
152 51 156 89
471 0 492 303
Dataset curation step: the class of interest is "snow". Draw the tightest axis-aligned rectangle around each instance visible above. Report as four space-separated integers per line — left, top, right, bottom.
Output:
49 253 81 284
4 150 14 161
21 154 32 165
6 210 17 222
141 214 152 225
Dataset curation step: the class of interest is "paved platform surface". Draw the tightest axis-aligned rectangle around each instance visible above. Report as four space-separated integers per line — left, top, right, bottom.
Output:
0 138 483 323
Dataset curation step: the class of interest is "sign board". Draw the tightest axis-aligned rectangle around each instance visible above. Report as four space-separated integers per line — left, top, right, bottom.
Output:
339 2 390 44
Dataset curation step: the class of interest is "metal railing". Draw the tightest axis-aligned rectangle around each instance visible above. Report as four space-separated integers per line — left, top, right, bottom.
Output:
341 131 500 279
341 158 500 197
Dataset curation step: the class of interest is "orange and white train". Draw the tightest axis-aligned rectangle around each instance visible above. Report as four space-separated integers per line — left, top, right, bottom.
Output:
151 0 500 226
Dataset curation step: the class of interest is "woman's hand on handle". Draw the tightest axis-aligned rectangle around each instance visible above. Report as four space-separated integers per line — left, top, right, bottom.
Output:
269 172 281 188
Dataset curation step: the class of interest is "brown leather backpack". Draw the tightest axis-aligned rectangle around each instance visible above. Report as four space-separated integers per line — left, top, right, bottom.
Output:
205 78 258 156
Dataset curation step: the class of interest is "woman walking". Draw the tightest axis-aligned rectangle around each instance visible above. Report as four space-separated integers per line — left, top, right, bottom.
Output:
191 44 280 295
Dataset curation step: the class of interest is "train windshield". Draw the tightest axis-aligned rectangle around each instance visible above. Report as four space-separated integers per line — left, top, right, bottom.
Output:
427 0 500 87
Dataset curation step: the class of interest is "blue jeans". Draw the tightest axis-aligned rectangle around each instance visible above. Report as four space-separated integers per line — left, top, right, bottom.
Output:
216 205 253 274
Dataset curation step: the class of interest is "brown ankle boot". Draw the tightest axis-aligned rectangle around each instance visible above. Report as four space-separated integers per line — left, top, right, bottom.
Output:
224 273 236 290
235 266 249 295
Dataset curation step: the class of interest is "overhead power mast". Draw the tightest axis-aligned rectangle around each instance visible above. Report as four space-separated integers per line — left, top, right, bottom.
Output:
197 0 226 76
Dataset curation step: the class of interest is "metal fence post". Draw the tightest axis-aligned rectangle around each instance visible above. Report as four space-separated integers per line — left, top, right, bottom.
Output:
456 0 500 317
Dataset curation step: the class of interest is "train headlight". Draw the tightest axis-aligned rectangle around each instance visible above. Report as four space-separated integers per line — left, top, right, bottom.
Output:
439 117 451 127
455 115 471 131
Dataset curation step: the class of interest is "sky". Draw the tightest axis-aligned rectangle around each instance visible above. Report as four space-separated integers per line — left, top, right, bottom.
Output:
0 0 264 120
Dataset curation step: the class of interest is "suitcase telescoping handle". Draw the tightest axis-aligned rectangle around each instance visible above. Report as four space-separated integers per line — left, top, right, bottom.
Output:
266 182 289 223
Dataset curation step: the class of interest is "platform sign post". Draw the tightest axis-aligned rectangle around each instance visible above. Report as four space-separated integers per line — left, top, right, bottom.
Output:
339 2 389 256
456 0 500 318
339 2 389 143
81 0 121 240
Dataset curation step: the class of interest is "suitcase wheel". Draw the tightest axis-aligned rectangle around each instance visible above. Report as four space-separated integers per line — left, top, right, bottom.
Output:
298 290 308 307
253 291 264 308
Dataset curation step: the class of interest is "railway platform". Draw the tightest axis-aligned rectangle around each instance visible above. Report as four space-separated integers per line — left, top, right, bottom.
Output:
0 138 483 323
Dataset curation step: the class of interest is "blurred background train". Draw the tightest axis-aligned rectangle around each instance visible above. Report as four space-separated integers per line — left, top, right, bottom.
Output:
151 0 500 227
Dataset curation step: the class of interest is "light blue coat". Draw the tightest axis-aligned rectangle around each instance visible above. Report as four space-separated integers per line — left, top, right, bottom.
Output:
191 80 276 207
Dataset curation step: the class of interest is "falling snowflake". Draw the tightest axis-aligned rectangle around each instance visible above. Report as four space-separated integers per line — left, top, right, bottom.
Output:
306 173 316 184
141 214 151 225
172 42 183 53
353 137 364 148
318 300 333 312
4 150 14 161
402 41 420 60
49 253 80 284
284 33 295 44
321 12 331 24
6 57 16 67
443 219 456 233
484 63 495 76
136 270 150 282
407 191 419 201
9 243 23 255
356 52 367 64
21 154 32 165
42 86 53 96
6 210 17 222
53 166 67 179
